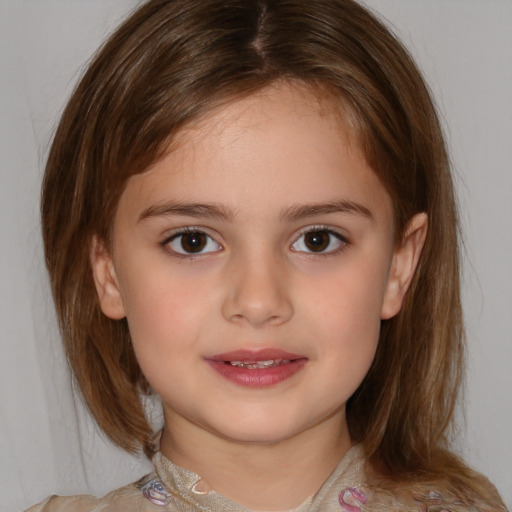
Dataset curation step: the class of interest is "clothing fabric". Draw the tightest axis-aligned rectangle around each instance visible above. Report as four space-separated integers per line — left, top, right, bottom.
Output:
26 445 475 512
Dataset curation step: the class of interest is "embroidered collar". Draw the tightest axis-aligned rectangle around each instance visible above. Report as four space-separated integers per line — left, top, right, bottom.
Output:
139 444 369 511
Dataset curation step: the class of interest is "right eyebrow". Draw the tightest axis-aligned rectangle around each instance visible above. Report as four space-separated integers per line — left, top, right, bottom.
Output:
280 200 373 222
137 201 234 223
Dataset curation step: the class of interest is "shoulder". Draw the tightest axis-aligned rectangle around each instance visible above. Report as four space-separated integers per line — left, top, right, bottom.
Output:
25 475 167 512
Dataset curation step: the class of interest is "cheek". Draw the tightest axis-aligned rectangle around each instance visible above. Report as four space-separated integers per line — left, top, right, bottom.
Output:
305 260 388 330
125 285 207 401
119 269 213 363
301 263 386 377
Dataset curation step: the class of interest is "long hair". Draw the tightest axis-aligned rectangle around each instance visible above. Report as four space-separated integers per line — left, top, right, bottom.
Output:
41 0 505 509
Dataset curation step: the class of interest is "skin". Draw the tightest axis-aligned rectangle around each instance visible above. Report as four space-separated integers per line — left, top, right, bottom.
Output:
91 82 427 510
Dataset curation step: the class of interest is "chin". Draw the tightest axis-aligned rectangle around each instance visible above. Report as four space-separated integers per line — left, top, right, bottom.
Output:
205 413 313 446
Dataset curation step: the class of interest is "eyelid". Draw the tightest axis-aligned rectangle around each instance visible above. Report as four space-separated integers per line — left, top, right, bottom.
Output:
161 226 223 257
290 225 349 255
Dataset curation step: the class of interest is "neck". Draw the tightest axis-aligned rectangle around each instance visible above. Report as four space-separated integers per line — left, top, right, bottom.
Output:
160 412 351 511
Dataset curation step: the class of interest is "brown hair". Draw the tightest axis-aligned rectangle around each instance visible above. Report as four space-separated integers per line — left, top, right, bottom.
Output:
41 0 505 509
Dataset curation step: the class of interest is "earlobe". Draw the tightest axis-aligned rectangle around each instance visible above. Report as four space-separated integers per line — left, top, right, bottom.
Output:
381 213 428 320
90 236 126 320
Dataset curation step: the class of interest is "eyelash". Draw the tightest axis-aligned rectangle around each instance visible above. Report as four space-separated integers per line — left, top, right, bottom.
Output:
291 226 349 256
160 225 349 258
160 227 222 259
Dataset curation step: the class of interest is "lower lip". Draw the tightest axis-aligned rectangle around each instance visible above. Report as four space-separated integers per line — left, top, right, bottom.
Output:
206 359 307 388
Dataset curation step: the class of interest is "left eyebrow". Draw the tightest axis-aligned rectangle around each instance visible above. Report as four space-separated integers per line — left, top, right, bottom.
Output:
138 201 234 223
280 200 373 222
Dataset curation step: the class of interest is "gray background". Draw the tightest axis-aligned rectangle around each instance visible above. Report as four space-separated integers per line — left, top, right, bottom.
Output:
1 1 510 510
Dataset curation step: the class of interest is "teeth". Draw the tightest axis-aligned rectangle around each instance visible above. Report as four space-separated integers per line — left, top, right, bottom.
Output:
228 359 290 369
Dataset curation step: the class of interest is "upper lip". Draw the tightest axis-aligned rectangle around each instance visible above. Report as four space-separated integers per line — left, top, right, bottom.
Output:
206 348 306 363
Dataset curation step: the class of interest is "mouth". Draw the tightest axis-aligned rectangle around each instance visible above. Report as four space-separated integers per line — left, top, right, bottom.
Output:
206 349 307 387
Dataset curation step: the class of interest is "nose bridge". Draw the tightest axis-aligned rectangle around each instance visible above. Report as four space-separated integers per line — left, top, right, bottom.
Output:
222 246 293 327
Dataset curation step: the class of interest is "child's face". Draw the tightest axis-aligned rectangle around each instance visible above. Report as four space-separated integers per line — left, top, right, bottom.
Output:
92 83 424 448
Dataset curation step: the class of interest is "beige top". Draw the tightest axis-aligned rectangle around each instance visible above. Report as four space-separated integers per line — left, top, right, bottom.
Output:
26 445 474 512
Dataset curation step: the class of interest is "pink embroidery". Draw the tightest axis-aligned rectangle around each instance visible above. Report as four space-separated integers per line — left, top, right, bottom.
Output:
338 487 367 511
140 478 171 506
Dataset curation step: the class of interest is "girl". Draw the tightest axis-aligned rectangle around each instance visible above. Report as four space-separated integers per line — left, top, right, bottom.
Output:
28 0 507 510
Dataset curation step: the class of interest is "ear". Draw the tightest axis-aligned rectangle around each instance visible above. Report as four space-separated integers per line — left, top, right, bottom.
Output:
90 236 126 320
381 213 428 320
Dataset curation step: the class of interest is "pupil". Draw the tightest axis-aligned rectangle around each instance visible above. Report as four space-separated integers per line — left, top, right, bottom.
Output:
181 232 206 253
305 231 329 252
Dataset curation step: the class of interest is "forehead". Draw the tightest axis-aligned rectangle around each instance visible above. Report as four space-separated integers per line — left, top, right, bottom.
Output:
171 82 361 158
116 82 391 224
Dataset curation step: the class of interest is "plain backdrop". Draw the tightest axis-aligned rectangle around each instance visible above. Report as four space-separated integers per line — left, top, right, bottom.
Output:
1 1 510 510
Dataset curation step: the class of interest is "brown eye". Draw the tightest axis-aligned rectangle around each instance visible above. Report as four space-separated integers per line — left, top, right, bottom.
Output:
181 232 207 253
304 231 330 252
166 230 221 255
291 229 345 254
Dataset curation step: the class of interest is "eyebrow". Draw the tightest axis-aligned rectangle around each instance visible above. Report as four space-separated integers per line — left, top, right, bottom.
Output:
138 201 234 222
138 199 373 223
280 200 373 222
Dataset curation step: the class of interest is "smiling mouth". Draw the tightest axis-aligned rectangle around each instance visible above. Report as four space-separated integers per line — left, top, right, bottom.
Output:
207 350 307 387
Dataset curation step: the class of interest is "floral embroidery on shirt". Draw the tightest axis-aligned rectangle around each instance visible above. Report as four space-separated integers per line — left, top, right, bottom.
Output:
338 487 367 511
139 477 171 506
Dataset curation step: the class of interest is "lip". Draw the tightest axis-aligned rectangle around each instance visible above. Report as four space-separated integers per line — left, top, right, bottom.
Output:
205 349 308 388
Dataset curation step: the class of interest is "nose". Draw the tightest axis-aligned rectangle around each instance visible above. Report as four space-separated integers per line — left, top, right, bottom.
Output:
221 252 294 328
